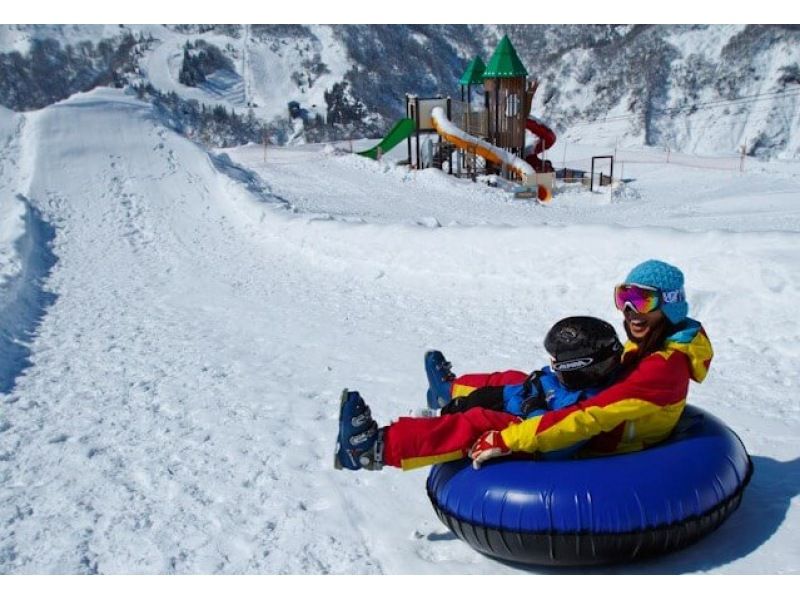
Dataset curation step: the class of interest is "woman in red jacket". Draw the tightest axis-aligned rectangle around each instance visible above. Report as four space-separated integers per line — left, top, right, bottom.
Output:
335 259 714 472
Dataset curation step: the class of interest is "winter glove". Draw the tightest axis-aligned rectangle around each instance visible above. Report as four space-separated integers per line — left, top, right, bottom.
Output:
468 430 511 470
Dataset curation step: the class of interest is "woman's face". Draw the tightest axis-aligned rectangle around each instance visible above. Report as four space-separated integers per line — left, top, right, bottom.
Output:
624 307 665 341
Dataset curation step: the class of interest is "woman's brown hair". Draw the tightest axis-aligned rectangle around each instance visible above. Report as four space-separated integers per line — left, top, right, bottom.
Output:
620 315 677 375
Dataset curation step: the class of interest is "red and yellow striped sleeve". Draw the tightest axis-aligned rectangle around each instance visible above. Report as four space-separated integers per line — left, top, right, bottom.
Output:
665 326 713 383
500 351 691 454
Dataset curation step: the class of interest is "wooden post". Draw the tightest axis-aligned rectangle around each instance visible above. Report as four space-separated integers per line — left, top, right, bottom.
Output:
485 90 490 144
492 84 500 147
447 97 453 175
740 138 747 173
590 155 614 192
463 86 469 169
243 24 249 107
406 94 413 167
472 150 476 182
415 96 421 170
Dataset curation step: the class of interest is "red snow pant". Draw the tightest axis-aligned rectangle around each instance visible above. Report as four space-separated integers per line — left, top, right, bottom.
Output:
382 369 529 470
382 408 521 470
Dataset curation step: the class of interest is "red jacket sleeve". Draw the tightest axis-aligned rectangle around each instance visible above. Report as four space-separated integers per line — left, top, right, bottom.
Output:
500 351 691 454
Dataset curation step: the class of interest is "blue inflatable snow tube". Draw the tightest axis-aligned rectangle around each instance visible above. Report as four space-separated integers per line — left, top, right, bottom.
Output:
426 405 752 566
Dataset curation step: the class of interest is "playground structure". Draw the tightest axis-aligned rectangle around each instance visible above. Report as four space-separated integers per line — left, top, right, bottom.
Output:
357 35 620 202
377 35 557 201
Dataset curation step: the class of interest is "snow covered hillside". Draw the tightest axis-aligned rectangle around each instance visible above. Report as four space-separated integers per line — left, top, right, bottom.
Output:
0 87 798 573
2 24 799 158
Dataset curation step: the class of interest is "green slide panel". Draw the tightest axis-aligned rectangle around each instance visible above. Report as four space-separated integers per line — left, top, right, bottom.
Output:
357 118 416 160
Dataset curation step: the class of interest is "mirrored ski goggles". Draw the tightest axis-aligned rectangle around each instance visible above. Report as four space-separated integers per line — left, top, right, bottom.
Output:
614 284 662 313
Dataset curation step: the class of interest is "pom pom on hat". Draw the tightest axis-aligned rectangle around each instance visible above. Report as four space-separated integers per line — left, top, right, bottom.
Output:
624 260 689 323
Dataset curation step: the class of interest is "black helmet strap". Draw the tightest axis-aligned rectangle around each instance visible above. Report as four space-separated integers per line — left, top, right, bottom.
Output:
520 370 549 416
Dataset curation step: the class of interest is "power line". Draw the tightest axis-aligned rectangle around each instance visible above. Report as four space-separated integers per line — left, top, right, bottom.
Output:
567 86 800 129
565 102 798 141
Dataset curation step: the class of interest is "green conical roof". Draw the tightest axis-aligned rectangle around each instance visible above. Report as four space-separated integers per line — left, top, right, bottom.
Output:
459 56 486 85
483 35 528 79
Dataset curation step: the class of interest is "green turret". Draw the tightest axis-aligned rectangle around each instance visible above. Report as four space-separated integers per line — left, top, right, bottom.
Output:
459 56 486 85
483 35 528 79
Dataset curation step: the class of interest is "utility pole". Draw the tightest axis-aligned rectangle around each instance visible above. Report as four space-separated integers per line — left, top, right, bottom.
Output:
243 24 250 108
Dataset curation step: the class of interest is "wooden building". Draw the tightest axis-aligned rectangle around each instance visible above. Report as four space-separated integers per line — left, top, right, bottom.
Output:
482 35 530 160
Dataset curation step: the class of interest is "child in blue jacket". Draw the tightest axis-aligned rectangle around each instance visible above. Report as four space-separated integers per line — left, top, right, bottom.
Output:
431 316 623 460
336 316 623 470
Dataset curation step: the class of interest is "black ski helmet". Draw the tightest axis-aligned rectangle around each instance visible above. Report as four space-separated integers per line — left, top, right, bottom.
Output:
544 316 624 390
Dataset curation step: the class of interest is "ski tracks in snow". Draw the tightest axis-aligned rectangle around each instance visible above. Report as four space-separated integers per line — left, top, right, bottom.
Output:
0 94 382 573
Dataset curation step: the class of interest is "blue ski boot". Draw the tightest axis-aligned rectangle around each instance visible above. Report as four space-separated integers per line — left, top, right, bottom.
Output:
334 389 383 471
425 350 456 410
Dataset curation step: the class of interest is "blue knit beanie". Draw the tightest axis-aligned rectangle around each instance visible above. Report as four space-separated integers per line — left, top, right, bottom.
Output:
624 260 689 323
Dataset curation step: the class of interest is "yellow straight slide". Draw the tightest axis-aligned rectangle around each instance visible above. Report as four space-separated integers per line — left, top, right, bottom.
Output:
430 107 552 202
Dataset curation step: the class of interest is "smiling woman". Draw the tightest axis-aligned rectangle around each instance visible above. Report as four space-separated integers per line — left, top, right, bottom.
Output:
489 259 713 458
614 260 694 374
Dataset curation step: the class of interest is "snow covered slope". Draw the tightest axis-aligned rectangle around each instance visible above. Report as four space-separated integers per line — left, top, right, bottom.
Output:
137 25 352 124
3 25 799 158
0 88 798 573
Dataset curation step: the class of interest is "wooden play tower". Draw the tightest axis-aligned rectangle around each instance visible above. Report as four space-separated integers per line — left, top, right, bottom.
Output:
482 35 535 166
453 35 542 183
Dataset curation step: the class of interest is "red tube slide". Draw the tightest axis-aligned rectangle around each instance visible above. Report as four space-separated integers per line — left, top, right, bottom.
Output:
525 117 556 173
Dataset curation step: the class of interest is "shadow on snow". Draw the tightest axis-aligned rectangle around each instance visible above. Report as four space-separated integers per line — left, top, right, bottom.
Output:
0 196 58 396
